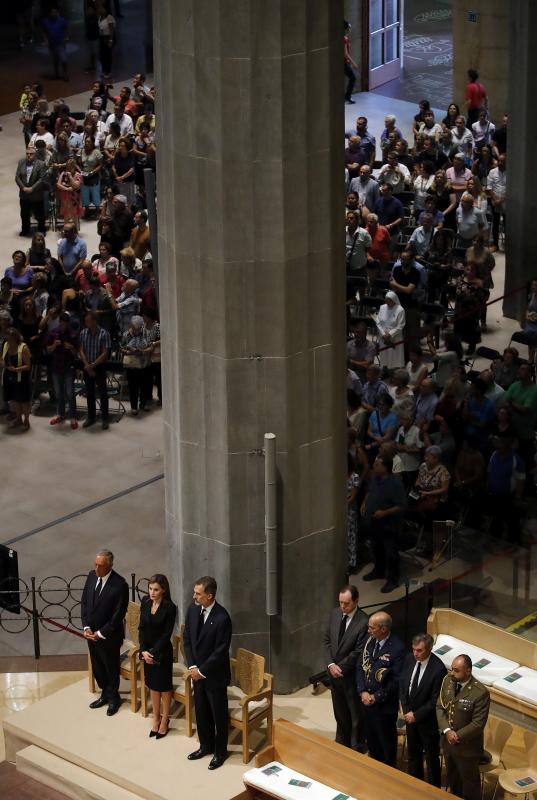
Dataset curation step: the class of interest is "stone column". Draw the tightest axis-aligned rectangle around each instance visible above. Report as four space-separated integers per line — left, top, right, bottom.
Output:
452 0 509 120
154 0 346 692
503 0 537 320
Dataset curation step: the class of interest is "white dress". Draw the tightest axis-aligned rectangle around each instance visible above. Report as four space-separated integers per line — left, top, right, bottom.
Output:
377 293 406 370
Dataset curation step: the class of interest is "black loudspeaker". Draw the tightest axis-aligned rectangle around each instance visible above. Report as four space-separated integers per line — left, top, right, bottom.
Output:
0 544 20 613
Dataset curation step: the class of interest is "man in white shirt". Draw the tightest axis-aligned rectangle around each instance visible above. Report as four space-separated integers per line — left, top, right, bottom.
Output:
456 193 486 245
378 151 411 195
400 633 447 786
418 111 443 142
471 109 495 147
451 116 474 157
487 154 506 251
105 104 134 136
409 212 435 257
29 119 55 150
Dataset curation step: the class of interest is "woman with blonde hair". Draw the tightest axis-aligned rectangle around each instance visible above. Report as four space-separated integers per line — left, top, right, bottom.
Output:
56 157 83 226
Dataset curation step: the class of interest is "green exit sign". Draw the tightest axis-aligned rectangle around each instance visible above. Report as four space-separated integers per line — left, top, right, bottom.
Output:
468 11 478 22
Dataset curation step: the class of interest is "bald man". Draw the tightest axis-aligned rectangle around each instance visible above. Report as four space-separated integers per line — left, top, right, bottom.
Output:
437 654 490 800
355 612 405 766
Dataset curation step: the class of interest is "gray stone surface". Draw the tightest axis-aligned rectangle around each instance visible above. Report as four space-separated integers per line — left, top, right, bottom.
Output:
154 0 346 691
503 0 537 320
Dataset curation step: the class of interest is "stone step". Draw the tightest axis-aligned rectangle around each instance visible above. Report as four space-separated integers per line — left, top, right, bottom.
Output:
16 745 145 800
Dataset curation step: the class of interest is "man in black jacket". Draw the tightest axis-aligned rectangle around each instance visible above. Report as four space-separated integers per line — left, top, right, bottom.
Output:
399 632 447 786
183 576 232 770
15 147 47 236
322 584 368 752
81 549 129 716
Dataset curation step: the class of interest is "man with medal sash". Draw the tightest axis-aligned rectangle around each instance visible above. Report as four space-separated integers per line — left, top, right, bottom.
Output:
356 611 404 766
436 654 490 800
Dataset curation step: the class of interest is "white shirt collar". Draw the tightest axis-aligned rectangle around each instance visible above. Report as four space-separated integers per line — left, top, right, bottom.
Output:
98 571 112 588
200 600 215 621
412 654 430 677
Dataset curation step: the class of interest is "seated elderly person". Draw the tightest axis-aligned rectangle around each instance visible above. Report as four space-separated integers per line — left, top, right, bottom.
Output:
409 446 451 536
456 192 486 247
346 320 376 379
408 212 435 257
114 278 141 335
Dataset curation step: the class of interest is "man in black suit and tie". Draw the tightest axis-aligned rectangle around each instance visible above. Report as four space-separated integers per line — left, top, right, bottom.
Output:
184 575 232 770
355 611 405 767
14 147 47 236
322 584 368 752
81 549 129 716
399 632 447 786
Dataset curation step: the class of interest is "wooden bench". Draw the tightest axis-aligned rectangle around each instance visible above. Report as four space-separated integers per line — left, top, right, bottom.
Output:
235 719 455 800
428 607 537 731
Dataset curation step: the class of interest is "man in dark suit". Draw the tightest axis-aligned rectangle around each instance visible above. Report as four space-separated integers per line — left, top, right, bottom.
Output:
81 549 129 716
14 147 47 236
322 584 368 752
437 654 490 800
184 575 232 770
399 632 447 786
355 611 405 766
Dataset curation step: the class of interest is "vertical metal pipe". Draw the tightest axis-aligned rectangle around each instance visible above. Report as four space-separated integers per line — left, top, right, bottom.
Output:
143 167 159 310
264 433 278 616
31 577 40 660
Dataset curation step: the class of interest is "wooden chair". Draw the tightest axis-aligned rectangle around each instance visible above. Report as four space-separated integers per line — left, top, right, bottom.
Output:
169 624 194 735
479 717 513 800
492 730 537 800
87 600 144 713
228 648 273 763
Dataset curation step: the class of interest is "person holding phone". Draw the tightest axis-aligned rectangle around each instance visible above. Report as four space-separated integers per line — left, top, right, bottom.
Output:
139 574 177 739
120 314 151 415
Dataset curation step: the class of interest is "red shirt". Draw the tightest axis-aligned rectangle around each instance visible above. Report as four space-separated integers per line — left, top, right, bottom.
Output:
74 266 97 292
367 225 392 264
465 81 487 110
99 272 124 298
344 34 352 64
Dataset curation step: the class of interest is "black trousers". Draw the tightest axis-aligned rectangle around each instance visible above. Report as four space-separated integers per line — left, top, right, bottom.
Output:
20 197 46 234
193 681 229 758
329 674 366 750
363 706 397 766
344 63 356 100
488 492 520 543
99 36 113 75
151 362 162 402
84 366 109 421
371 523 399 583
491 208 505 247
88 638 121 704
406 723 441 787
125 367 151 410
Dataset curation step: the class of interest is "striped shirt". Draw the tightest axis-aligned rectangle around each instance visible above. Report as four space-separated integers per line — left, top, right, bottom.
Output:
79 325 111 364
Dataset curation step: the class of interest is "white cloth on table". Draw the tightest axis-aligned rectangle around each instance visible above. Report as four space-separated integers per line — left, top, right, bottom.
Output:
493 666 537 707
432 633 519 686
243 761 357 800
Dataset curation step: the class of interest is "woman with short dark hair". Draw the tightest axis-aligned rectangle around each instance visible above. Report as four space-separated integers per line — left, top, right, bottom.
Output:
139 574 177 739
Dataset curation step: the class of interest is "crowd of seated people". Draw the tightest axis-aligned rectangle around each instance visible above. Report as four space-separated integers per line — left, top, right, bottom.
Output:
344 98 536 588
3 73 158 431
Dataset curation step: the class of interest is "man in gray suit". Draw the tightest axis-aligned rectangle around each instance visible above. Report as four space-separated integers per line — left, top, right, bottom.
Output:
15 147 47 236
323 584 368 752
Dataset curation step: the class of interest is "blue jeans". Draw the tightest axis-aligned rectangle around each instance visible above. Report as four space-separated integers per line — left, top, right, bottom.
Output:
81 182 101 208
52 369 76 419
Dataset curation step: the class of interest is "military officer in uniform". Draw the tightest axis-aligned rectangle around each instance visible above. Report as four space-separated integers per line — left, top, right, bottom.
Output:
355 611 405 766
436 654 490 800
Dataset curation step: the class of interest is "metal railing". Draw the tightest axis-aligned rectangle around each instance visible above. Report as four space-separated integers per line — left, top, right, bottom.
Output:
0 574 149 659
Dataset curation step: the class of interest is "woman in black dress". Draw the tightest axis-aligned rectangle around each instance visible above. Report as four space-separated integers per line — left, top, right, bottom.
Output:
139 574 176 739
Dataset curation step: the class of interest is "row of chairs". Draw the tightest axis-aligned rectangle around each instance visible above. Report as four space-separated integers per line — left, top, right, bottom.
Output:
87 600 274 763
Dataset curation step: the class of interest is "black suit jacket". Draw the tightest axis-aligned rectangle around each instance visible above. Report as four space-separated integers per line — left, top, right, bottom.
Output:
80 570 129 645
138 597 177 657
15 158 48 200
400 652 447 731
183 601 232 688
322 607 368 677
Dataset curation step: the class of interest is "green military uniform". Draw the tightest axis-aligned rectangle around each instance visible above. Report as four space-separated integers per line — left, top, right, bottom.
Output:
436 674 490 800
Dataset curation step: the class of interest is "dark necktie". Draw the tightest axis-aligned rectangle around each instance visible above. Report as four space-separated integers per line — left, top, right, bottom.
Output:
454 681 462 696
338 614 348 645
196 608 206 638
409 662 421 697
372 641 380 660
95 577 102 596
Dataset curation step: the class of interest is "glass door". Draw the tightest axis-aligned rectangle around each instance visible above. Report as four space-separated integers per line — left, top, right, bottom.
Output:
363 0 402 90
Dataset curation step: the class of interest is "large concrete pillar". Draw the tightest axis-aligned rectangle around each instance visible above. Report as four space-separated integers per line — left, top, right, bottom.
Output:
503 1 537 320
452 0 509 120
154 1 346 692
